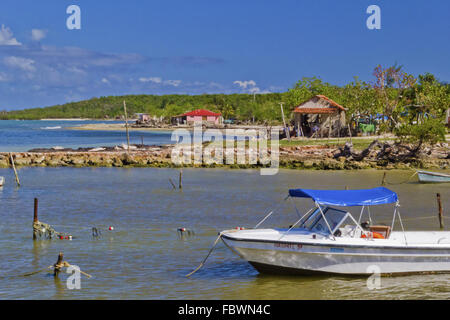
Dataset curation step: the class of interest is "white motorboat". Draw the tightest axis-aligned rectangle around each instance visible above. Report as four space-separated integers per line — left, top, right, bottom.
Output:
0 176 4 187
221 187 450 275
417 170 450 183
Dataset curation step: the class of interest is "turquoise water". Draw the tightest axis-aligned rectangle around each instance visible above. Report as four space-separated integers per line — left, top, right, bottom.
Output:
0 168 448 299
0 120 174 152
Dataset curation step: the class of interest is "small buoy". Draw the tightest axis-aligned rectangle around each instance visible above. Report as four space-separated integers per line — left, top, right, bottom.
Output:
235 227 245 230
109 226 114 231
177 227 194 237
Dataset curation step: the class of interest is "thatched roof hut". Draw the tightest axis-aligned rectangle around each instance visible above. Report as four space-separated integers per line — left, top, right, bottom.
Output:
293 95 347 137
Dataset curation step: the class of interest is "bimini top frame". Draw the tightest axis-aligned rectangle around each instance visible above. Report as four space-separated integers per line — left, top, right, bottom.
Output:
255 187 408 244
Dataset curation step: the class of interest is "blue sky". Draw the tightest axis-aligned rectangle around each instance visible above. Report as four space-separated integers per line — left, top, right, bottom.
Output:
0 0 449 110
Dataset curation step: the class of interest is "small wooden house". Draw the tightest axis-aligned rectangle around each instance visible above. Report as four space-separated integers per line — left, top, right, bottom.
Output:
135 113 151 122
171 109 222 125
293 95 347 137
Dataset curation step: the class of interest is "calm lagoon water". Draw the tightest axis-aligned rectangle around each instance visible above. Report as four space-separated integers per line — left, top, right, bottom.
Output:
0 167 449 299
0 120 173 152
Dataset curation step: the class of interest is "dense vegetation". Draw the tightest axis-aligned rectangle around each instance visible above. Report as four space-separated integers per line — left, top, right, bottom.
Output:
1 65 449 144
0 93 285 123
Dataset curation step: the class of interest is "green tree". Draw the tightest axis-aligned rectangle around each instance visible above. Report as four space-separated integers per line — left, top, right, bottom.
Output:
394 117 446 150
372 64 417 129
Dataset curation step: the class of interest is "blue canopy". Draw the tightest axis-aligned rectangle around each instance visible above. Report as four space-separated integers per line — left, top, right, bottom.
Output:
288 187 398 207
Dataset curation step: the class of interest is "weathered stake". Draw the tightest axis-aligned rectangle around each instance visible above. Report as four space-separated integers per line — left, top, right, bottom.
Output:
168 178 177 190
179 169 183 190
123 100 130 153
9 153 20 187
437 193 444 230
53 252 64 277
381 172 387 186
33 198 38 240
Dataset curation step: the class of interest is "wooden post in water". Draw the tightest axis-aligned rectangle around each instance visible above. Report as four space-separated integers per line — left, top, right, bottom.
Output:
381 172 387 186
179 169 183 190
123 100 130 153
53 252 64 277
437 193 444 230
169 178 177 190
9 153 20 187
33 198 39 240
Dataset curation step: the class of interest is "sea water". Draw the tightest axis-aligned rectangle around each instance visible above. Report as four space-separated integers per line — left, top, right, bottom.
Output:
0 167 448 299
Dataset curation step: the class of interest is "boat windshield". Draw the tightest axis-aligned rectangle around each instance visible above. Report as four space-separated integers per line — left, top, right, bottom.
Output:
305 207 348 234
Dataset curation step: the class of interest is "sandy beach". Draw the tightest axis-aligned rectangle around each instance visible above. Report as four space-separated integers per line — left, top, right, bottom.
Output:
67 122 174 132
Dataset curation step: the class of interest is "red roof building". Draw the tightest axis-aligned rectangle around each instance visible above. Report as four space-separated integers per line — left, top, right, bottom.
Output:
181 109 222 117
171 109 222 125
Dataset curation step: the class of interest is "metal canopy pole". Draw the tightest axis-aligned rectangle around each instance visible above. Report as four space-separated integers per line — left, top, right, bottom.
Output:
358 206 365 223
316 202 336 240
254 195 289 229
396 202 408 245
278 207 315 240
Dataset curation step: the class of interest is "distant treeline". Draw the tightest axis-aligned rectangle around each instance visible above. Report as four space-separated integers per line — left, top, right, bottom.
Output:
0 93 285 123
1 65 449 131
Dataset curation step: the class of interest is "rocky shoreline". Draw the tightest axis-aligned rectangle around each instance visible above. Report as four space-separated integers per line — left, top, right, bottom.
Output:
0 142 449 170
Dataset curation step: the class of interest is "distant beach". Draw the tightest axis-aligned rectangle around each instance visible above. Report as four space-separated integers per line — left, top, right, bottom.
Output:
67 122 174 132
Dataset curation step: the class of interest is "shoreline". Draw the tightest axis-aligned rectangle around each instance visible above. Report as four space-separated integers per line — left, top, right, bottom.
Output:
66 122 280 132
67 123 174 132
1 144 448 171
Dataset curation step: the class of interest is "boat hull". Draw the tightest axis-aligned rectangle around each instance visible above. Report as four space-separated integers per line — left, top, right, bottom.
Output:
222 234 450 275
0 176 4 187
417 171 450 183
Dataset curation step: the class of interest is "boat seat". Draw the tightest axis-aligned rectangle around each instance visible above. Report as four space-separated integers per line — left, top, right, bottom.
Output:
369 225 391 239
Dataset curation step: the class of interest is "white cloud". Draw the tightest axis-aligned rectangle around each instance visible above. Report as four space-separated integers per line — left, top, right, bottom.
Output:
234 80 264 93
139 77 162 84
233 80 256 89
0 24 21 46
139 77 181 87
31 29 47 42
164 79 182 87
3 56 36 72
101 78 110 84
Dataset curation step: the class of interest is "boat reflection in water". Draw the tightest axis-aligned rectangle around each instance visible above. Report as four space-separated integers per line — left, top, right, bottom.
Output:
221 187 450 275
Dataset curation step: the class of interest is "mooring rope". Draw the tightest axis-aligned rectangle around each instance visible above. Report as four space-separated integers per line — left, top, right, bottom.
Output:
20 261 92 278
384 171 418 185
185 233 223 278
185 229 240 278
379 215 450 225
22 266 53 277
